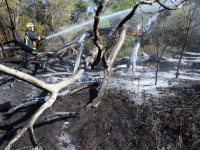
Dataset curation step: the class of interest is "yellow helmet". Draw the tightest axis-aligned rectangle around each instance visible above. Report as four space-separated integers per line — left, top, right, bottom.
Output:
26 23 34 28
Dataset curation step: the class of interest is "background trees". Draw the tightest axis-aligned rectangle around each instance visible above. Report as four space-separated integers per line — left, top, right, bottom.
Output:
1 0 199 59
0 0 88 43
0 0 138 57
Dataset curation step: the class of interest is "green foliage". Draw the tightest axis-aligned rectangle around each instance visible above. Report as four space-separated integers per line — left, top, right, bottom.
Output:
99 19 110 28
0 1 12 42
141 6 200 53
72 0 95 24
3 0 199 59
111 0 136 11
117 36 136 58
0 0 82 40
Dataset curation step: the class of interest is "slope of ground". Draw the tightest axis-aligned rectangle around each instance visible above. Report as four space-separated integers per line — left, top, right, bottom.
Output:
0 50 200 150
0 78 200 150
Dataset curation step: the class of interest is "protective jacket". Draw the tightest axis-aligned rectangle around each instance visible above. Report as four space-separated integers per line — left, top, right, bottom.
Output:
24 30 43 49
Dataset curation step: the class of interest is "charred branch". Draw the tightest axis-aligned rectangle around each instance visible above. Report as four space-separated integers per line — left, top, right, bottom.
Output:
36 112 77 124
0 15 14 29
2 45 99 149
0 102 11 112
93 0 108 49
5 0 15 28
0 80 99 124
73 42 86 74
2 25 12 47
0 99 46 123
67 81 100 95
38 72 73 78
91 0 154 69
140 9 172 39
80 29 126 113
125 9 172 73
93 0 109 68
155 0 186 10
155 45 167 85
176 3 196 78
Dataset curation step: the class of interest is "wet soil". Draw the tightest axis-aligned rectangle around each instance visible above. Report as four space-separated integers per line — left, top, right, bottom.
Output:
66 81 200 150
0 79 200 150
0 57 200 150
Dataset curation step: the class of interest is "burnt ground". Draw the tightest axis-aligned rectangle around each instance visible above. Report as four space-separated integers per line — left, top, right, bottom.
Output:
0 57 200 150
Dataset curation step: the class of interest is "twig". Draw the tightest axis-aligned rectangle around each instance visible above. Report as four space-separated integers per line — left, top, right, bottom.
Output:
176 4 196 78
150 107 159 150
28 127 38 147
36 112 77 124
155 45 167 85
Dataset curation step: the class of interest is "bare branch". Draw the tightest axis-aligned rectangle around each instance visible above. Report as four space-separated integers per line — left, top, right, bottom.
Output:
155 0 186 10
81 29 126 113
0 64 54 92
0 99 45 123
0 15 14 29
176 4 196 78
3 45 100 150
4 92 58 150
73 42 85 74
28 127 39 147
36 112 77 124
93 0 109 48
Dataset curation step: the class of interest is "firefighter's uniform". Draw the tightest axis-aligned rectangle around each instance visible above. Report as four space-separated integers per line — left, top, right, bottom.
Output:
24 23 44 69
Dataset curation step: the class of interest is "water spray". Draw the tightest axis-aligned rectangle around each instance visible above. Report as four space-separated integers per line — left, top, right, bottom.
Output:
46 9 132 39
45 0 184 40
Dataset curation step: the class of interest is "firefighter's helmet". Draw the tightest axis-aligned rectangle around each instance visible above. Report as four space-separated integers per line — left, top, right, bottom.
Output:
26 23 34 28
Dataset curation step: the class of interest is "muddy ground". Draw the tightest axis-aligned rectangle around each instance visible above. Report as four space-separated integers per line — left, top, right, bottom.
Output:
0 56 200 150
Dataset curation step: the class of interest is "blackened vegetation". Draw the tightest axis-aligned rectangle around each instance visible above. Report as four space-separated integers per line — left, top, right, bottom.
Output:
66 81 200 150
0 78 200 149
0 102 11 112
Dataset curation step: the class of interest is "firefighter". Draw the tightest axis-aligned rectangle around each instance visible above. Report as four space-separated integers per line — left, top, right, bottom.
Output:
24 22 45 69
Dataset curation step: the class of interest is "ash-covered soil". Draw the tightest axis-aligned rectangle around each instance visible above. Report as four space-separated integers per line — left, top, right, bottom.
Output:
0 78 200 150
0 51 200 150
63 81 200 150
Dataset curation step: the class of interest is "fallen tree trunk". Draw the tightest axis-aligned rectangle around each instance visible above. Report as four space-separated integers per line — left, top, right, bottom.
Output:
1 45 99 150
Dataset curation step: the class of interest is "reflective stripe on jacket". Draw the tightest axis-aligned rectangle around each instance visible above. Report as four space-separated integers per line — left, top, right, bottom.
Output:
24 30 43 49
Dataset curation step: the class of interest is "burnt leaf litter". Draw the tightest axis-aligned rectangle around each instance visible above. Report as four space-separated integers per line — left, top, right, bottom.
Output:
0 55 200 150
